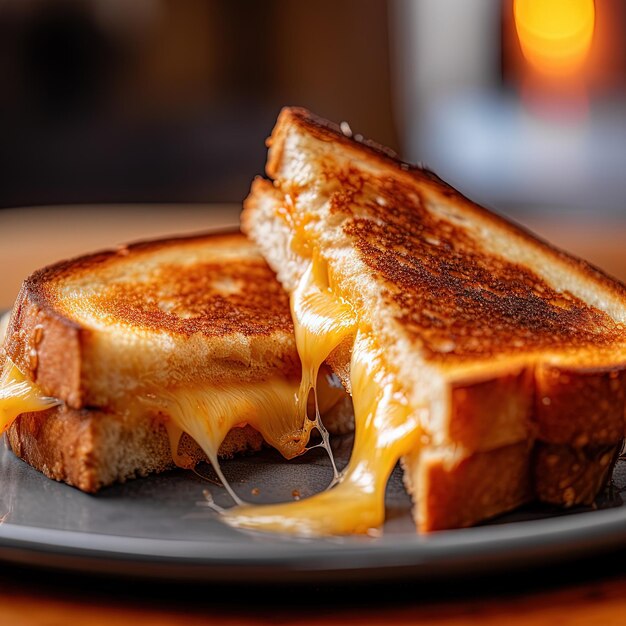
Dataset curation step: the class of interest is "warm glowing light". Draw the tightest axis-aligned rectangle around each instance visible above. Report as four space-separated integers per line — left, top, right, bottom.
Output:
514 0 595 75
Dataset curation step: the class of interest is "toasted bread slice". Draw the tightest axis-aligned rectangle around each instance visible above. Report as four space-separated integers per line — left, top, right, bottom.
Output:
5 407 264 493
3 231 300 409
241 107 626 531
1 230 351 491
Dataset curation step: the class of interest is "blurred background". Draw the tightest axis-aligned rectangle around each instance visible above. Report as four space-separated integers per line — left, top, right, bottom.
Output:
0 0 624 217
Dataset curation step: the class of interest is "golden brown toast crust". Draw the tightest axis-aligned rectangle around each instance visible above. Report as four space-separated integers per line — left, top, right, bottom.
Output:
406 439 620 532
410 442 533 532
265 108 626 365
2 231 300 407
6 406 264 493
342 209 621 362
267 106 626 305
19 230 293 338
84 259 291 337
244 174 626 448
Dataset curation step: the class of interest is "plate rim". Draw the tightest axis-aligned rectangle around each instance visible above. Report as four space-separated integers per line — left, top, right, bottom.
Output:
0 497 625 583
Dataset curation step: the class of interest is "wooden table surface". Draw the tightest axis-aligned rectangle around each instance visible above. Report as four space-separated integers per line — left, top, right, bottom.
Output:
2 204 626 625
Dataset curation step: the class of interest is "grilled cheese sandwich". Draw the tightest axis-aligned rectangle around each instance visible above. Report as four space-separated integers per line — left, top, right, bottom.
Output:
3 108 625 538
240 106 626 533
0 231 350 493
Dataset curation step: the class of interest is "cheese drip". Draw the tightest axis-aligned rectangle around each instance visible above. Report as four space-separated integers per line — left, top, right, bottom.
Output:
146 374 344 505
0 312 61 431
223 332 423 535
291 257 356 482
0 360 62 433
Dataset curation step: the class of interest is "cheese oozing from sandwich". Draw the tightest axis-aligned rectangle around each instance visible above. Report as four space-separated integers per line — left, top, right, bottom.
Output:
0 309 346 501
224 329 423 535
143 373 343 504
291 255 355 481
0 312 62 432
0 360 62 433
0 357 343 504
222 255 424 535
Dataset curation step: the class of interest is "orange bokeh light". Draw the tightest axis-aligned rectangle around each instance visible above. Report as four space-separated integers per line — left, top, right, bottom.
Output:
514 0 595 76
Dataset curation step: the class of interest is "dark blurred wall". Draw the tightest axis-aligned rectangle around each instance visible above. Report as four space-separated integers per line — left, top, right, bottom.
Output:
0 0 398 209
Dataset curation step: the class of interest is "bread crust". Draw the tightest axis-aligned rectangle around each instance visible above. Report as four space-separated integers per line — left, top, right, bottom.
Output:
533 441 620 506
6 406 264 493
403 439 621 532
408 442 533 532
244 181 626 447
1 228 358 492
3 292 84 407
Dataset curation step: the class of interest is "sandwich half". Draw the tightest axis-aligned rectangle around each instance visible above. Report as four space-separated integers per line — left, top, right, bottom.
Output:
239 106 626 534
0 231 349 493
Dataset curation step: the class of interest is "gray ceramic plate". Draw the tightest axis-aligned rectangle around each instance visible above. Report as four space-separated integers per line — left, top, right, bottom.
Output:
0 432 625 584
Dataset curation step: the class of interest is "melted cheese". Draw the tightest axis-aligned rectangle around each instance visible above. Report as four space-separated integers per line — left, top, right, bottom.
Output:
0 360 61 433
0 310 61 430
0 306 348 507
0 351 344 507
149 380 302 504
223 331 423 535
141 372 345 504
219 250 425 535
291 257 356 479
